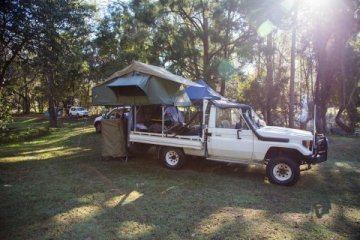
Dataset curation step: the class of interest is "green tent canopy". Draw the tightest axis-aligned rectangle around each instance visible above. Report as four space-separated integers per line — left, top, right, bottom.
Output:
92 61 200 106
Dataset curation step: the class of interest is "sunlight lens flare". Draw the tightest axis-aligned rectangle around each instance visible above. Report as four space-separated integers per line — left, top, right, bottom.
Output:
281 0 296 12
303 0 334 11
257 20 276 38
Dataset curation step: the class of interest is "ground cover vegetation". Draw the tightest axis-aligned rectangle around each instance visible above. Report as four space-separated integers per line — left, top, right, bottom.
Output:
0 114 49 144
0 118 359 240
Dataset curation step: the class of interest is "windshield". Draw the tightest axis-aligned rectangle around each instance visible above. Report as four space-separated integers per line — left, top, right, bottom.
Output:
243 108 266 129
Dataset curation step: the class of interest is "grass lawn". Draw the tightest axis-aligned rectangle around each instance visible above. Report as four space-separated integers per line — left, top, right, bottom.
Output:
0 117 359 240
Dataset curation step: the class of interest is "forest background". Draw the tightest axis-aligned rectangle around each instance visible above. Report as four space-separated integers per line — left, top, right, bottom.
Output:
1 0 359 134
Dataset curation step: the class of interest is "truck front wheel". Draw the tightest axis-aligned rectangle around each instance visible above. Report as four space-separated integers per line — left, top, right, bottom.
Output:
266 156 300 186
160 147 186 169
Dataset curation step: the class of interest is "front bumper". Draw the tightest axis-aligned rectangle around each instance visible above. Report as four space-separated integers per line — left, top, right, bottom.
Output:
306 134 328 164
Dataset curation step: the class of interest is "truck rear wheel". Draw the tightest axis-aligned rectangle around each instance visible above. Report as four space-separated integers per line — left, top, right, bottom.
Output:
266 156 300 186
160 147 186 169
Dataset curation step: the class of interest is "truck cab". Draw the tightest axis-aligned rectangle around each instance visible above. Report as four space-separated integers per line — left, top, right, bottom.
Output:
199 103 327 185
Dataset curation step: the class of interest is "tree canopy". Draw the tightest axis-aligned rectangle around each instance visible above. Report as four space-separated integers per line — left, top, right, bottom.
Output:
0 0 359 132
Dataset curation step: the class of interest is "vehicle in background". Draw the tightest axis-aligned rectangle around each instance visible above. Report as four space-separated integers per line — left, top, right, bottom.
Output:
69 107 89 118
94 107 129 133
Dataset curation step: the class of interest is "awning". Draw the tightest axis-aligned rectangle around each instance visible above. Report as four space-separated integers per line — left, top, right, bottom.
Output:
185 79 222 103
185 79 248 108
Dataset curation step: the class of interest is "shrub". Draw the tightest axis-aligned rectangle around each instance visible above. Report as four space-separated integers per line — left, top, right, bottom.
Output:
0 92 13 133
0 126 50 144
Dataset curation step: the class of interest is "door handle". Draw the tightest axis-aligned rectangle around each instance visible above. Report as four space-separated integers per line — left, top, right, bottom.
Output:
215 133 221 136
237 129 242 139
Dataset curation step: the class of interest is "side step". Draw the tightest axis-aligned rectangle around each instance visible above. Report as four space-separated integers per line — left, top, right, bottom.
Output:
206 157 263 166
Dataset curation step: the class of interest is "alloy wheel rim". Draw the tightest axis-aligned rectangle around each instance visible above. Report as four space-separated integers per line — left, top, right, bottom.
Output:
165 151 179 166
273 163 292 181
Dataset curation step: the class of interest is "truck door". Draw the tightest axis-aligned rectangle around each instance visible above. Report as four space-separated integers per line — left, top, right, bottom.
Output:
207 107 254 161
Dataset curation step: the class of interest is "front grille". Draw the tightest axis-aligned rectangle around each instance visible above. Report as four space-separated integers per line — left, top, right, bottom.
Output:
315 134 328 154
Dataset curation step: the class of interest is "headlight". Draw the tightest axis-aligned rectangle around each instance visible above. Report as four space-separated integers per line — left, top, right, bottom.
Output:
302 140 313 150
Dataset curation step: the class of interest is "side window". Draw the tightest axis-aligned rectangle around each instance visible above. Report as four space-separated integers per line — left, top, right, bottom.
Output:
109 109 124 119
108 109 118 119
216 108 249 129
216 108 232 128
235 115 249 130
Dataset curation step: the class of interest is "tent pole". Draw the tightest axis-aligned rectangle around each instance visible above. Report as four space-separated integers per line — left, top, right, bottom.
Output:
202 99 208 141
134 106 137 133
161 106 165 136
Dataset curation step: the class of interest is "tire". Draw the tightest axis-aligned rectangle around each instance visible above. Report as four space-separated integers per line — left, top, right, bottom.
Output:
95 122 101 133
266 156 300 186
159 147 186 169
127 143 152 156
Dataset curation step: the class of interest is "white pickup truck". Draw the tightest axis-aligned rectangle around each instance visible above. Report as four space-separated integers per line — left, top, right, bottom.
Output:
128 100 328 186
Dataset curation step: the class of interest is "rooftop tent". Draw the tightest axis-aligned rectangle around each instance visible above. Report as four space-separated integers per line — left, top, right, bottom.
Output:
107 72 190 106
92 61 200 106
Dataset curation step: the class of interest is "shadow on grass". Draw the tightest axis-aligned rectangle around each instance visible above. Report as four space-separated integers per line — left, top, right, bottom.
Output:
0 130 359 239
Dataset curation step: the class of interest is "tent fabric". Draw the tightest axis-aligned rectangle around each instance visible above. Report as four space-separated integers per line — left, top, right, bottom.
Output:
107 73 186 105
107 73 152 106
107 73 149 91
185 79 248 108
211 99 249 109
185 79 222 102
105 61 200 87
92 78 120 106
92 61 199 106
101 119 127 159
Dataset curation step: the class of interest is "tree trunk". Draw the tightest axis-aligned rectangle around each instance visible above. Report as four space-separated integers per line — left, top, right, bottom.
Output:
316 104 327 133
335 107 353 133
201 1 211 86
314 65 328 133
219 10 232 96
289 6 297 128
31 97 37 113
22 82 30 114
23 97 31 114
265 33 274 125
314 30 334 133
48 95 57 127
13 90 31 114
17 95 21 113
335 85 359 134
220 78 225 96
47 72 57 127
38 99 44 113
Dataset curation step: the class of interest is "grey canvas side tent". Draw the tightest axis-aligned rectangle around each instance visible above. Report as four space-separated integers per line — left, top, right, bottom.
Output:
92 61 201 106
